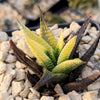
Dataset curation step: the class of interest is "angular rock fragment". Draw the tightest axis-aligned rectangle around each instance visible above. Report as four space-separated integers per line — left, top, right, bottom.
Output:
0 62 7 74
12 81 24 97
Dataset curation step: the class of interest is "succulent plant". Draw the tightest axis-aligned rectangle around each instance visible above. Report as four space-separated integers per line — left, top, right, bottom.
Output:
10 9 100 94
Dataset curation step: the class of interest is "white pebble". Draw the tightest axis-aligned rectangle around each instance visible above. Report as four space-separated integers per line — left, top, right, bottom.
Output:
0 74 15 92
28 92 39 100
82 66 93 78
23 99 30 100
15 96 22 100
24 79 32 88
50 24 58 30
12 81 24 97
67 90 81 100
11 35 21 43
82 91 98 100
0 32 8 42
6 64 16 75
8 87 12 95
70 22 80 33
40 96 54 100
88 81 100 91
15 61 26 69
59 95 71 100
95 48 100 56
90 33 97 39
20 87 30 98
0 51 8 61
16 69 25 81
87 62 94 68
36 29 40 35
25 68 35 75
82 36 91 43
0 41 10 52
30 88 40 98
0 91 9 100
93 55 99 61
54 84 64 95
0 62 7 74
9 95 14 100
93 70 99 74
82 44 90 50
12 30 22 36
79 49 86 57
0 74 4 83
89 27 99 35
51 29 62 37
5 54 16 63
63 29 72 38
7 63 15 69
9 49 14 54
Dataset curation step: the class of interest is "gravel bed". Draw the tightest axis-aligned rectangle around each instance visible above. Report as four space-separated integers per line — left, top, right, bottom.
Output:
0 22 100 100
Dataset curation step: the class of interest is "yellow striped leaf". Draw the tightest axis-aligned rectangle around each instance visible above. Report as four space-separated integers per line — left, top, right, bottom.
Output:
52 58 84 74
40 13 57 49
17 19 51 50
57 36 77 64
25 37 54 70
55 30 63 58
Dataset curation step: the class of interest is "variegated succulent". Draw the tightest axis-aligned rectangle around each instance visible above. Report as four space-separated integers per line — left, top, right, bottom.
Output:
10 9 100 94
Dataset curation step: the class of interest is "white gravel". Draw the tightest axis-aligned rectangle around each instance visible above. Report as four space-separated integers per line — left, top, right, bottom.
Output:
0 22 100 100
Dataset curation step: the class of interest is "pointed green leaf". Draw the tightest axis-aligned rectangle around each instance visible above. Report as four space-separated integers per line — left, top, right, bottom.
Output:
39 11 57 49
25 37 54 70
55 30 64 58
17 19 51 50
17 19 56 65
52 58 84 74
57 36 77 64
